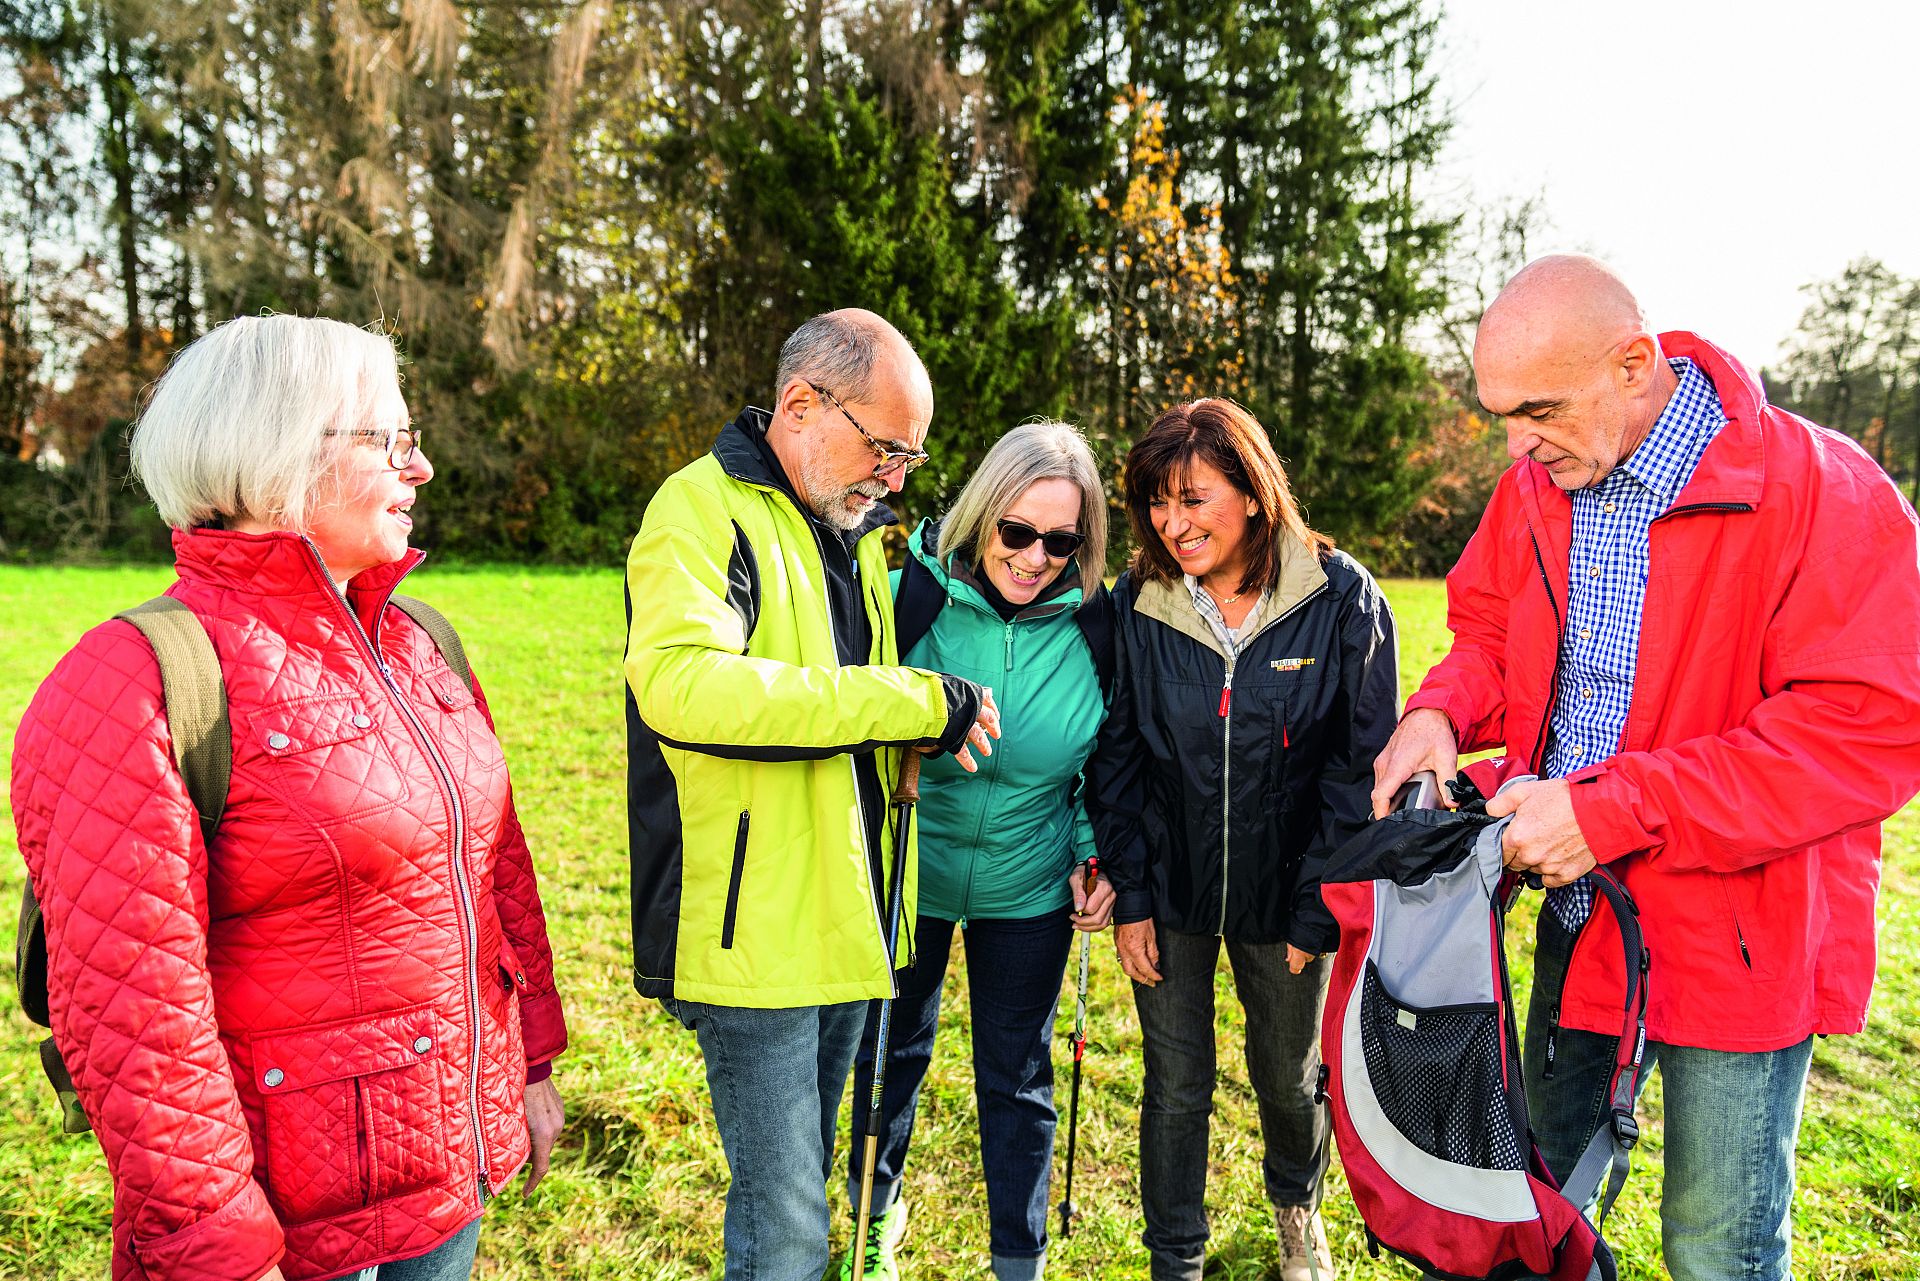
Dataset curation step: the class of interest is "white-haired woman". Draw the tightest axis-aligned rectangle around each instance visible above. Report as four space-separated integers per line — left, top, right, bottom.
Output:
840 421 1117 1281
10 315 567 1281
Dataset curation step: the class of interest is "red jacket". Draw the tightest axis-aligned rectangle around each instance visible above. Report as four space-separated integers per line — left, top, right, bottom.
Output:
1409 333 1920 1052
10 529 567 1280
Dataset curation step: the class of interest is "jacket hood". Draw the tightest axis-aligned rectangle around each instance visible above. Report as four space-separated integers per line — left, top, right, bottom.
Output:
907 517 1084 622
1130 526 1330 659
714 406 898 542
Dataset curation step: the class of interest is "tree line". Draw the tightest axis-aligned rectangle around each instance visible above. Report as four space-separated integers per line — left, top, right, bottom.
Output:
0 2 1909 570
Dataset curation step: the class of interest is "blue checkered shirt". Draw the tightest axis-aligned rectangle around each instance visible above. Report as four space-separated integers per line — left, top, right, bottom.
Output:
1544 359 1726 929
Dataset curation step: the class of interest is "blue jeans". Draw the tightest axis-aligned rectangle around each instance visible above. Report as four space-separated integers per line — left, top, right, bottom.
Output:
847 910 1074 1277
1525 910 1815 1280
327 1217 481 1281
1131 927 1331 1281
665 997 870 1281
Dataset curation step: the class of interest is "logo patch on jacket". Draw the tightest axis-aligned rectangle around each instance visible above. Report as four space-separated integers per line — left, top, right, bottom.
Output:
1270 657 1316 673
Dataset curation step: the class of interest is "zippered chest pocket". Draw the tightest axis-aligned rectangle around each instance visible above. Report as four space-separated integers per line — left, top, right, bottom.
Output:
248 695 413 822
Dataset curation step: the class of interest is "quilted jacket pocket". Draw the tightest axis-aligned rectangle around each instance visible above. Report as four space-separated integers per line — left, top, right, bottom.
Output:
251 1004 452 1223
252 695 412 822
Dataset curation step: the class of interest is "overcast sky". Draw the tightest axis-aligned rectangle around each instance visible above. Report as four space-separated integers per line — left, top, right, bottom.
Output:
1433 0 1920 370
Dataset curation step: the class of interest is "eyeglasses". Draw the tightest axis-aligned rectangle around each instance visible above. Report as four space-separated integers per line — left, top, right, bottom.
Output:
808 383 929 477
325 425 423 470
996 519 1085 559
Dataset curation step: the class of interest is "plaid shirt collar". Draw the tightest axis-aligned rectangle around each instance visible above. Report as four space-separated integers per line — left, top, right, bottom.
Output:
1608 358 1726 504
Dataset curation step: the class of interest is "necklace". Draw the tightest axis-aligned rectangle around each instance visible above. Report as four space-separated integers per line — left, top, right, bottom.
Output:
1207 582 1244 605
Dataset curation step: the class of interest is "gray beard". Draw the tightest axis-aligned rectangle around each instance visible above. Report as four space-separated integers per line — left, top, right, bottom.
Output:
798 455 887 531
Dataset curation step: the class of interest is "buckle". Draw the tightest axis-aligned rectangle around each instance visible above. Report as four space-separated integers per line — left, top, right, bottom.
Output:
1612 1110 1640 1148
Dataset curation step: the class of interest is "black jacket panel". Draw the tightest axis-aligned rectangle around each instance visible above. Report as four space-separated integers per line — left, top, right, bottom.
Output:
1086 546 1400 951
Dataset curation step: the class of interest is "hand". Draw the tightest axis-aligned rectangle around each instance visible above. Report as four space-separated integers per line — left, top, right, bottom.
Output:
1486 777 1596 887
951 686 1002 774
1371 707 1460 818
1069 864 1115 931
261 1269 287 1281
1114 919 1162 986
1285 944 1320 975
521 1076 566 1195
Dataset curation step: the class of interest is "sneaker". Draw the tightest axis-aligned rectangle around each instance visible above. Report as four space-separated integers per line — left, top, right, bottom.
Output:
839 1198 909 1281
1275 1206 1334 1281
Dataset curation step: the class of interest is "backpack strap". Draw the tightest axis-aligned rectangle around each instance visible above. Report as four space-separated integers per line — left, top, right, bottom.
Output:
1074 580 1117 703
1556 866 1650 1228
892 553 947 663
392 594 474 691
115 598 231 841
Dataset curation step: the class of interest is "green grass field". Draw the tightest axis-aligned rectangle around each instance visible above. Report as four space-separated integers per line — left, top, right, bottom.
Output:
0 566 1914 1279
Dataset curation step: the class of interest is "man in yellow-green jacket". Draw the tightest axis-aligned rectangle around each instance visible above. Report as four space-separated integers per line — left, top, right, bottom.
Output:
624 309 1001 1281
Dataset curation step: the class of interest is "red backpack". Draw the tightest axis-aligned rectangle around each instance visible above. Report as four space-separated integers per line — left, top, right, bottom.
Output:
1317 776 1649 1280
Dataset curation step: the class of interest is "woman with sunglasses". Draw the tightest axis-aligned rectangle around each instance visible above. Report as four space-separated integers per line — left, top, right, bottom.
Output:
841 421 1116 1281
1085 400 1399 1281
11 316 567 1281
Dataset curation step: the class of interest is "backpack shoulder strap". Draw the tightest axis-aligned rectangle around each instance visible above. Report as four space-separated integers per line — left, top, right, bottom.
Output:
1556 867 1650 1226
1074 581 1117 702
391 594 473 691
892 553 946 663
114 597 230 843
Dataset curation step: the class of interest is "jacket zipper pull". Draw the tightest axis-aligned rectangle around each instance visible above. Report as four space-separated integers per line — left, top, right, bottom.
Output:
1004 623 1013 671
1218 676 1232 718
1282 724 1290 748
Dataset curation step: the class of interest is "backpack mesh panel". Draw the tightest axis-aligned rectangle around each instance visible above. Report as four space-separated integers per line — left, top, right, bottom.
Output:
1359 964 1526 1171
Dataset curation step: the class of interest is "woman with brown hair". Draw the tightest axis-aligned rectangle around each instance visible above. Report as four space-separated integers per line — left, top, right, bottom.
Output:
1085 399 1399 1281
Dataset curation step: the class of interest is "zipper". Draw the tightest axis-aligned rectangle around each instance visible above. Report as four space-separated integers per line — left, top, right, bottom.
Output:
1212 584 1327 935
1655 500 1754 521
793 508 893 985
721 811 750 949
1525 522 1568 771
300 537 489 1197
1716 876 1754 970
1004 620 1014 671
354 1078 372 1203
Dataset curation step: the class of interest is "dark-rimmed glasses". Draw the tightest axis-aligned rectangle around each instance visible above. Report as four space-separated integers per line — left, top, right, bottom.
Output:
808 382 929 477
325 425 423 470
996 519 1085 559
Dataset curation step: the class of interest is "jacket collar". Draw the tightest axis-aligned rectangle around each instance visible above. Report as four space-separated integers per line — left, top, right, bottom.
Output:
908 517 1083 622
172 526 425 639
713 406 898 542
1131 530 1330 659
1515 331 1767 530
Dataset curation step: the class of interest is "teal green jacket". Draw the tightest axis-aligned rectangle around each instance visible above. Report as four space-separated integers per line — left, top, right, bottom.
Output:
897 520 1107 922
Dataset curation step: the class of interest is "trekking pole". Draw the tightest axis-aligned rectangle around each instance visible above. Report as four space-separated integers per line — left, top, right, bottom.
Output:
1057 856 1099 1238
852 751 922 1272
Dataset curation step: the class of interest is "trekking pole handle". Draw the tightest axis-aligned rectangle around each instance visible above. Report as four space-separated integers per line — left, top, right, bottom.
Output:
1393 769 1441 812
893 751 922 804
1083 857 1099 893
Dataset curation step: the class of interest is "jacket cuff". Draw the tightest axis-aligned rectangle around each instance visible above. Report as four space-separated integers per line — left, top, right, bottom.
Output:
525 1058 554 1085
517 989 569 1067
1113 889 1154 926
931 674 986 755
1399 691 1462 739
131 1179 284 1281
1568 769 1642 864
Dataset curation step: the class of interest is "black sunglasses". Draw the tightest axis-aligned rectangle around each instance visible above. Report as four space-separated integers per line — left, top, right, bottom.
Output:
996 519 1085 559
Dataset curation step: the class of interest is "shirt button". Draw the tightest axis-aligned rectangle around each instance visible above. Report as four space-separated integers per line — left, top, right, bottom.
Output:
1588 568 1600 579
263 1068 285 1087
266 732 290 751
1580 628 1592 639
1571 745 1584 757
413 1036 434 1054
1604 502 1616 514
1581 688 1593 699
351 714 372 729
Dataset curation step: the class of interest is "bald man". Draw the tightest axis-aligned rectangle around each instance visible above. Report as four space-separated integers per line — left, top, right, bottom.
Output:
624 309 1000 1281
1372 256 1920 1278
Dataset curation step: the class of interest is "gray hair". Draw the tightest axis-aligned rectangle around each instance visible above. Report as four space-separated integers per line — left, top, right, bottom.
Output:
938 420 1108 594
130 315 400 531
774 312 884 403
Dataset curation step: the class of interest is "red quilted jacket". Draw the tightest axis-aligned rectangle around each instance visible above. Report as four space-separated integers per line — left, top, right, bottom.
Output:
1410 333 1920 1052
10 529 568 1281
